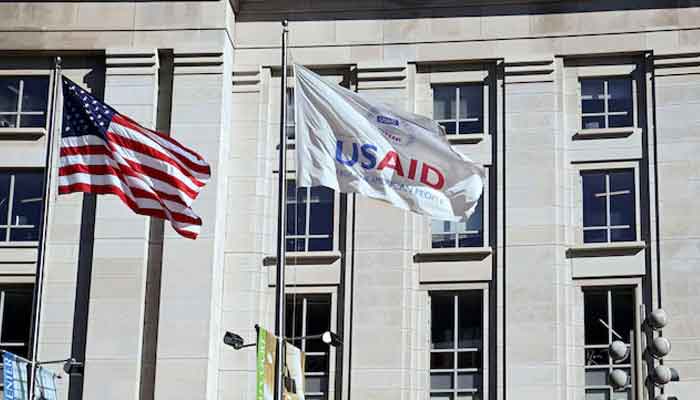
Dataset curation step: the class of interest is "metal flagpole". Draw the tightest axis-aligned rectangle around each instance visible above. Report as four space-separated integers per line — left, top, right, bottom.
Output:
28 55 62 400
274 19 289 400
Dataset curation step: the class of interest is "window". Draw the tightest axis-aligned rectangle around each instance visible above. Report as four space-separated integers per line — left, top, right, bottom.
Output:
584 287 635 400
581 78 633 129
582 169 636 244
0 76 50 129
0 171 44 242
286 88 295 140
286 294 332 400
431 197 484 249
286 180 334 252
433 85 483 135
0 285 34 358
430 291 483 400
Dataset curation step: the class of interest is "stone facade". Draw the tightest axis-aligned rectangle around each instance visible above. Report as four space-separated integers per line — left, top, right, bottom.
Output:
0 1 698 400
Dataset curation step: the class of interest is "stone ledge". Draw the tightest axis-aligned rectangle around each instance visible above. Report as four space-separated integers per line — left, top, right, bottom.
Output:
414 247 492 263
0 128 46 141
263 250 341 266
566 241 646 258
447 133 485 144
573 127 641 140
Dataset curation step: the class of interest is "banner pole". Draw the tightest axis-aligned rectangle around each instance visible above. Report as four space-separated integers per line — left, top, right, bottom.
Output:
28 55 62 400
274 19 289 400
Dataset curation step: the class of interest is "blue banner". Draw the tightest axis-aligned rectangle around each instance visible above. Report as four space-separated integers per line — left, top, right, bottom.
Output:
2 351 30 400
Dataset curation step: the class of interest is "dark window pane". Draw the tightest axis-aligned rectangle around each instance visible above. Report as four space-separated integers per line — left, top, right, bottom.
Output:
0 115 17 128
457 232 483 248
431 294 455 350
457 372 479 390
10 172 44 241
19 114 46 128
434 86 456 120
430 352 454 369
458 351 481 369
0 173 10 225
440 121 457 135
305 354 327 373
585 389 610 400
1 288 34 344
608 79 632 113
309 187 334 235
19 77 49 112
308 238 332 251
609 193 634 227
582 172 607 227
585 348 610 366
0 77 21 112
582 98 604 114
609 170 634 192
285 296 303 345
582 115 605 129
584 291 609 345
611 290 635 344
458 120 482 134
431 372 454 390
459 85 483 120
305 296 331 352
584 229 608 243
610 227 635 242
581 79 604 98
432 233 456 248
286 238 304 252
458 292 482 349
609 113 633 128
464 198 483 233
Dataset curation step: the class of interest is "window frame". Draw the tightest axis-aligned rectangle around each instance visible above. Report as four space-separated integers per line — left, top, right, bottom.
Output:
579 76 635 131
573 162 642 249
0 169 45 244
284 178 338 254
0 284 34 359
427 286 489 400
421 167 491 255
578 281 643 400
285 287 338 400
570 62 642 139
431 83 487 137
0 70 54 138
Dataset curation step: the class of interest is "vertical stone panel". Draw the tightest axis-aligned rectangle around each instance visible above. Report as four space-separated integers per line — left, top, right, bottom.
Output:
154 42 232 400
81 49 159 400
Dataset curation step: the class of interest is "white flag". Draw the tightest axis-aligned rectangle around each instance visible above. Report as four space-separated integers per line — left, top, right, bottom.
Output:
294 64 485 220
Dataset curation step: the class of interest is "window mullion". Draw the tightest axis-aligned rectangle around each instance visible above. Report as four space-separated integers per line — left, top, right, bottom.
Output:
301 297 308 353
305 187 311 251
454 294 459 393
605 174 612 242
6 174 15 241
16 79 25 128
603 80 609 128
0 291 5 341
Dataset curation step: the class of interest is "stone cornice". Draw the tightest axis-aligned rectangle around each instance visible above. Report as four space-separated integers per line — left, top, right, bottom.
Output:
105 49 158 75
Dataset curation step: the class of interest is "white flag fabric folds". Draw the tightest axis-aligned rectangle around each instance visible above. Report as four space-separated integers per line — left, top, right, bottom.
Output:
294 64 485 220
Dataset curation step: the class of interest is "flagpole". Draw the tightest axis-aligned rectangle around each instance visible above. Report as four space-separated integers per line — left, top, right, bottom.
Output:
28 55 62 400
274 19 289 400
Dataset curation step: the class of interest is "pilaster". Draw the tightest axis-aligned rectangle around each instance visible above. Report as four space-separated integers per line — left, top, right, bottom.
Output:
81 48 159 400
154 46 231 400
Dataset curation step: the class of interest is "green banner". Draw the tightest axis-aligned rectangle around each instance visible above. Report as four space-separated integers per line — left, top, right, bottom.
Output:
256 327 276 400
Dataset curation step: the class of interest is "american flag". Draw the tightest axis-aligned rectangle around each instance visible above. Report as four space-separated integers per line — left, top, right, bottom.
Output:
59 77 211 239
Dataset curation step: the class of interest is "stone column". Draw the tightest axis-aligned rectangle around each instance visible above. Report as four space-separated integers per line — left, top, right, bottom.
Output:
154 43 232 400
81 49 159 400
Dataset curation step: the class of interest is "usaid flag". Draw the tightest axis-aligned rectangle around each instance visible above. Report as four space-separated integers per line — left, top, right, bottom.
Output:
294 64 485 220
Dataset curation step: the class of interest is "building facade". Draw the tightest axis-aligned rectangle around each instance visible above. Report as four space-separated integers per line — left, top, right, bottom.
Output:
0 1 699 399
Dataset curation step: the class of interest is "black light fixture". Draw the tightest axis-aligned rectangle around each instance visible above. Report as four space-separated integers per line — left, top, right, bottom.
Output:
223 331 256 350
62 358 84 376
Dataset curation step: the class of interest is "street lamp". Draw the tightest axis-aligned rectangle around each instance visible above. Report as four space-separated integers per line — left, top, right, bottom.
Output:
222 329 343 350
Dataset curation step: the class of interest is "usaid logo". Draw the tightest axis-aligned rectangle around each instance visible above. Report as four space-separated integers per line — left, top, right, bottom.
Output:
376 115 416 147
376 115 399 126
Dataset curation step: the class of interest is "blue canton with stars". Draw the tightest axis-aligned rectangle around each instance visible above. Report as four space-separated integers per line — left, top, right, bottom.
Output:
62 77 117 140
